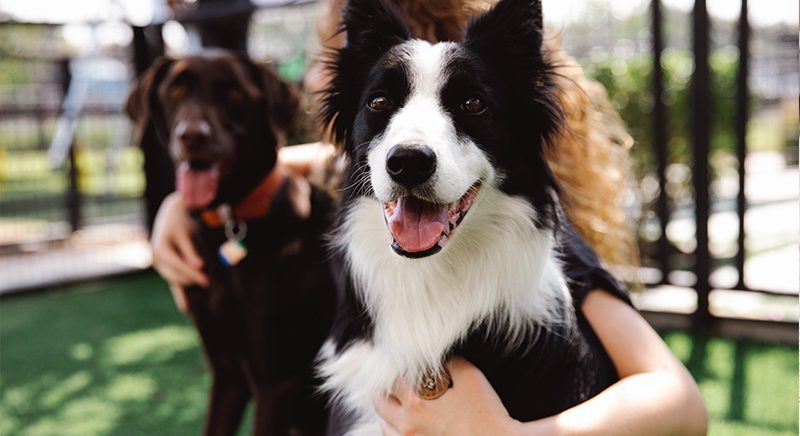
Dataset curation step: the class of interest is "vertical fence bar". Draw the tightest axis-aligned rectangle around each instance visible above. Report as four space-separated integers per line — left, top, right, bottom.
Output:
131 25 170 232
59 58 81 232
691 0 712 328
735 0 749 289
67 144 80 232
652 0 670 283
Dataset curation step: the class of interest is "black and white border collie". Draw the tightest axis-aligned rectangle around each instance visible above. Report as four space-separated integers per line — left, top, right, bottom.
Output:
318 0 609 433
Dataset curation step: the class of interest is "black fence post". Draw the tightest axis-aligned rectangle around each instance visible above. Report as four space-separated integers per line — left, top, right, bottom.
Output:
691 0 712 329
59 58 81 232
652 0 670 283
131 25 171 233
67 143 80 232
735 0 749 290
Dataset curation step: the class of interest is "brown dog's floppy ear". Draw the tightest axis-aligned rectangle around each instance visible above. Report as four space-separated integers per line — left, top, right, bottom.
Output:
261 65 300 137
234 54 300 140
124 57 174 136
239 56 300 137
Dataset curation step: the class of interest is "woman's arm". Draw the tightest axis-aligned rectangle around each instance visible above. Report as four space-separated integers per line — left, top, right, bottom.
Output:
149 143 336 310
375 290 708 436
514 291 708 435
150 191 209 311
279 142 336 178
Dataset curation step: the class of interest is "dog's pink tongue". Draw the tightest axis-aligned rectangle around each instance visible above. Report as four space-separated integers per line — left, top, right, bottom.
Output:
176 162 219 209
388 196 448 253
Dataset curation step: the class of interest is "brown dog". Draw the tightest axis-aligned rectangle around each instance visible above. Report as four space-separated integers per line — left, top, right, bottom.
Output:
126 50 335 435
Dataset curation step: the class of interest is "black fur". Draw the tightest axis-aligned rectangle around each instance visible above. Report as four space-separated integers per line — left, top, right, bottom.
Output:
461 0 564 226
320 0 623 429
320 0 564 225
320 0 411 149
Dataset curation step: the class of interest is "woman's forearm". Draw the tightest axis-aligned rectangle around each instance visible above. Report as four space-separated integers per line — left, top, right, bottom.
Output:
515 290 708 436
515 369 707 436
280 142 336 183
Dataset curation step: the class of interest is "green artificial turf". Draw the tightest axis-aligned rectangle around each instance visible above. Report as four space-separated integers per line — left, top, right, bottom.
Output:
1 272 797 435
663 332 798 436
0 273 218 436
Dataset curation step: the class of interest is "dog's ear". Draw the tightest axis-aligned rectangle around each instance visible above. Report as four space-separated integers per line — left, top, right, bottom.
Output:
341 0 410 61
125 57 174 136
465 0 562 225
465 0 544 73
319 0 410 148
464 0 562 144
262 66 300 137
237 57 300 140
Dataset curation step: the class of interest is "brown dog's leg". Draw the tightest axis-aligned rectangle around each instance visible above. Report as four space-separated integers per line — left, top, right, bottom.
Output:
203 369 251 436
250 382 293 436
186 287 252 436
249 379 327 436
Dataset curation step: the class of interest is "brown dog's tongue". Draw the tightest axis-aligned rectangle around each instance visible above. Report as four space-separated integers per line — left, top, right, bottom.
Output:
388 197 448 253
176 162 219 209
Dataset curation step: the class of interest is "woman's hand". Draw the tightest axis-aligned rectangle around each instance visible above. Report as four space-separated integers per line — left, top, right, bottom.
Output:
149 143 334 312
372 292 707 436
374 357 520 436
151 192 209 311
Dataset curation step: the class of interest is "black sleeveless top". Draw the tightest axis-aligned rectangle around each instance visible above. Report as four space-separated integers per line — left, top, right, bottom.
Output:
325 220 633 433
558 220 632 310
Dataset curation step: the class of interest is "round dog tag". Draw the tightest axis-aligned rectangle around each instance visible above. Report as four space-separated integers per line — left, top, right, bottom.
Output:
416 367 452 400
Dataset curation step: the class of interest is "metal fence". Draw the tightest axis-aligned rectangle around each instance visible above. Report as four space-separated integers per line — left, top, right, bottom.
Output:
647 0 796 338
0 2 320 293
0 26 149 292
0 0 797 339
560 0 797 340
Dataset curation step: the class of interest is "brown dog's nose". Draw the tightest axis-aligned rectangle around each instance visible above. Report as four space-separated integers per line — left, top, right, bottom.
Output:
176 119 212 150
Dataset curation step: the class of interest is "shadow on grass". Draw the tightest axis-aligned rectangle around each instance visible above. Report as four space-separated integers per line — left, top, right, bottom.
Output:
727 342 746 423
2 273 797 436
0 273 214 436
661 330 798 436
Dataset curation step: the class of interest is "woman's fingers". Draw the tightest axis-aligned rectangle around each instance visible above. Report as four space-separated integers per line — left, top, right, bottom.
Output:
372 358 517 436
379 420 391 436
153 243 208 287
374 394 402 419
390 377 413 404
379 418 402 436
173 230 206 272
168 284 188 313
150 192 208 290
374 396 404 435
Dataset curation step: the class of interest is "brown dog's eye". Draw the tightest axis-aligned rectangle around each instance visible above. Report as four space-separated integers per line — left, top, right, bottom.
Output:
228 89 244 103
168 85 187 100
461 97 485 114
368 95 392 112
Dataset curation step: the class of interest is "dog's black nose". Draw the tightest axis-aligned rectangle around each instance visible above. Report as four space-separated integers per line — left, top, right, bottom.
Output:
176 120 211 150
386 144 436 187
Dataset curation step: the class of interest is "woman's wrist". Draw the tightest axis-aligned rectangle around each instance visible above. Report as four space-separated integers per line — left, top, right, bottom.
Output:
512 416 563 436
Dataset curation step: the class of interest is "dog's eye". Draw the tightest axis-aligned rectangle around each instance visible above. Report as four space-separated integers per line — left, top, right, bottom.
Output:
168 85 187 100
461 97 485 114
367 95 392 112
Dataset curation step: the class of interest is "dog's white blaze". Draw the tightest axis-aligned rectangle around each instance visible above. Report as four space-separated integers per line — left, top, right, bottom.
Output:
321 186 570 434
368 40 489 203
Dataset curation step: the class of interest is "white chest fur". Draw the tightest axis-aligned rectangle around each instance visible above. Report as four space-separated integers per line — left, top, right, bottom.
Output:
318 188 570 434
